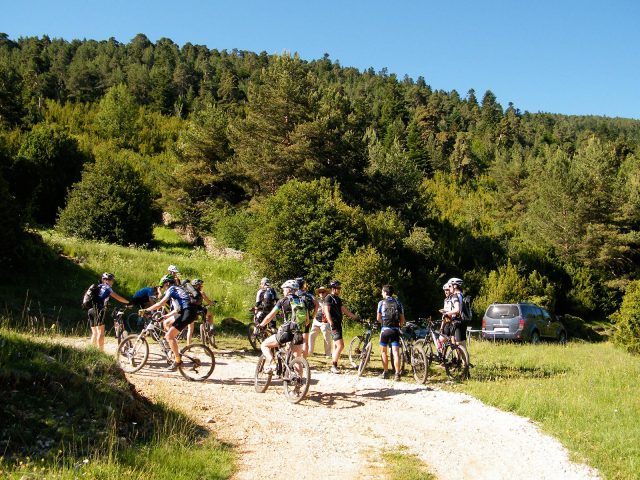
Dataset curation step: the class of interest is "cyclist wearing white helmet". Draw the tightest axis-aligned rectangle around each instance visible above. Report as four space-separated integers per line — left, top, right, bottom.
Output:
167 265 182 285
441 277 469 364
88 273 129 351
295 277 318 359
258 279 306 372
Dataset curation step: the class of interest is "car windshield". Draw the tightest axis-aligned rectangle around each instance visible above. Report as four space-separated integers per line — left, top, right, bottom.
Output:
486 304 519 319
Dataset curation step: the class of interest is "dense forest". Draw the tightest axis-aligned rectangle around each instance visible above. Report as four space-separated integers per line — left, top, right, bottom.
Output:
1 33 639 334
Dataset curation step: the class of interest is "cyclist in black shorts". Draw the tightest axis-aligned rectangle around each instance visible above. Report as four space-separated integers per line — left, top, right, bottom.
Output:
323 280 359 373
377 284 406 380
295 277 318 358
258 279 307 372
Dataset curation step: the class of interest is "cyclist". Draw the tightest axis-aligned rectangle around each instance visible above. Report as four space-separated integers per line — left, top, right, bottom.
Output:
185 278 215 345
295 277 318 358
130 285 160 308
377 284 406 381
167 265 182 285
323 280 359 373
144 275 198 370
257 279 307 372
441 277 469 363
254 277 278 330
308 286 331 357
88 272 130 351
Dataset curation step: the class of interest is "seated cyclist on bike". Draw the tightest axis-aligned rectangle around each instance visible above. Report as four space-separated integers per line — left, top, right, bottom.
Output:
258 279 308 373
144 275 198 370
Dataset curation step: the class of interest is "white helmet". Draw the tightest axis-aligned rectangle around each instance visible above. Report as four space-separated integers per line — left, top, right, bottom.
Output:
281 279 299 290
261 277 270 286
442 282 450 290
448 277 463 287
168 265 179 273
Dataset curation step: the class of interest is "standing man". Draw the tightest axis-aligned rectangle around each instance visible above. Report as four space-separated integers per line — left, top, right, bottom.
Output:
295 277 318 358
444 277 470 365
377 284 405 381
308 286 332 357
323 280 359 373
88 272 129 351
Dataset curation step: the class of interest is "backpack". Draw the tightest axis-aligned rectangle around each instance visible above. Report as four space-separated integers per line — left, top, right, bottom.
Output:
180 281 203 305
459 293 473 323
261 287 278 310
287 294 310 331
381 298 400 327
82 284 102 310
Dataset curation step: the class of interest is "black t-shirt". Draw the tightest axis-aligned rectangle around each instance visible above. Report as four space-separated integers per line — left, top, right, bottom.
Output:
324 294 343 324
275 296 293 322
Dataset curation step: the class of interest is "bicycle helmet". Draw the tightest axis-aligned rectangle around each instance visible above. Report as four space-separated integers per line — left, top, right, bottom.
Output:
192 278 204 287
295 277 305 289
442 282 450 290
168 265 179 273
160 274 176 285
102 272 115 281
281 279 299 290
261 277 270 285
447 277 463 287
328 280 342 289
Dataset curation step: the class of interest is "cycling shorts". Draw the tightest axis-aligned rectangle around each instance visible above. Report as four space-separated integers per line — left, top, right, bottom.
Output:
275 323 304 346
330 320 343 341
88 307 106 327
452 320 467 341
379 328 400 347
172 306 198 331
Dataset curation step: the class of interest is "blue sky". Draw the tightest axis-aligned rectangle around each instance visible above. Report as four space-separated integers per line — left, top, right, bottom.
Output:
4 0 639 119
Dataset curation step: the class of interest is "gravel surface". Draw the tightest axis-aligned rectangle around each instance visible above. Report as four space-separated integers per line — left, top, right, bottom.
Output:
106 341 601 480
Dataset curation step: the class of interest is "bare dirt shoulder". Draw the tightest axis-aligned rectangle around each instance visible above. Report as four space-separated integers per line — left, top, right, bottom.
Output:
68 338 600 480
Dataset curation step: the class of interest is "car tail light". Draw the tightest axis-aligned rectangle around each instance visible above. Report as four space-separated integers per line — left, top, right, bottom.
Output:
518 318 525 330
482 318 486 329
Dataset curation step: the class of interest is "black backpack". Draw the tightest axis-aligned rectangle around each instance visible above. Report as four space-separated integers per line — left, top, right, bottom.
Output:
81 284 102 310
459 293 473 323
181 281 203 305
381 298 400 327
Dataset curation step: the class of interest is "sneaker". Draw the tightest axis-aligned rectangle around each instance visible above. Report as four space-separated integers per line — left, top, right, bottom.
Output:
330 365 339 374
394 372 401 381
379 371 389 379
167 360 182 371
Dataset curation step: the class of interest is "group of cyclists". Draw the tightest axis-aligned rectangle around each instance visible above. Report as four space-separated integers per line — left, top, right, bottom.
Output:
87 265 470 379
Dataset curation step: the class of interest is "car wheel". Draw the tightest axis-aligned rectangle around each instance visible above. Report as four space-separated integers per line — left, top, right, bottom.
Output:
531 330 541 344
558 330 567 345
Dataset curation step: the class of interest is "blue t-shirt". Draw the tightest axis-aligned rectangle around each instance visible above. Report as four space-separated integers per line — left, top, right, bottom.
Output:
133 287 155 299
161 285 191 311
97 284 113 309
377 297 404 329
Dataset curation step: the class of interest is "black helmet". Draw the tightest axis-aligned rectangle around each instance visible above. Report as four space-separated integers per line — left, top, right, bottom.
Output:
295 277 305 288
328 280 341 289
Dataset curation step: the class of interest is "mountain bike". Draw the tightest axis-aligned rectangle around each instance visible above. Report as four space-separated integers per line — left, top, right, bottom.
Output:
116 311 215 381
389 321 429 384
247 309 278 351
416 317 469 381
112 305 131 344
348 319 378 377
198 302 218 349
254 342 311 404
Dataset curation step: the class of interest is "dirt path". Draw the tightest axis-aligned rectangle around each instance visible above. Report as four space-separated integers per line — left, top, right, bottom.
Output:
98 339 600 480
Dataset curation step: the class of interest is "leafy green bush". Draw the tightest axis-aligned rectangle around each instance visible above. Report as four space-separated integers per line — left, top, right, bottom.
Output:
610 280 640 354
332 245 394 320
247 178 360 287
214 208 255 251
56 152 158 245
561 314 603 341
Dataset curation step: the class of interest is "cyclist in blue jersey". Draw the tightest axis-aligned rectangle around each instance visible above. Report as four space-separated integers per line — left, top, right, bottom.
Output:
88 272 130 351
144 275 197 370
130 286 160 308
377 284 406 381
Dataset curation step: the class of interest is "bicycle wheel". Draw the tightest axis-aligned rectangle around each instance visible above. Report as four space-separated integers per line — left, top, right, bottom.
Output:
348 335 365 368
248 324 262 351
357 342 373 377
443 344 468 381
200 323 217 349
116 335 149 373
125 312 145 333
178 343 215 381
411 346 429 384
254 354 272 393
283 357 310 404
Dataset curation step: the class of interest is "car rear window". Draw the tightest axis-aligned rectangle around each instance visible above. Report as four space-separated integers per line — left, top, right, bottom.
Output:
486 304 519 319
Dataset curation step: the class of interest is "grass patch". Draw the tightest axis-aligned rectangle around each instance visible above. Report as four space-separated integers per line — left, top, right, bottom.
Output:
0 328 235 479
374 446 435 480
461 340 640 480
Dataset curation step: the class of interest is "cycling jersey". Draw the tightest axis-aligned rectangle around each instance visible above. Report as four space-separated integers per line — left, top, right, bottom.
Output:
161 285 191 311
96 284 113 309
133 287 155 300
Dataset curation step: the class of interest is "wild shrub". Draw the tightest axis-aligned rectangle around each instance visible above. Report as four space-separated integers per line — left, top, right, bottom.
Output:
610 280 640 354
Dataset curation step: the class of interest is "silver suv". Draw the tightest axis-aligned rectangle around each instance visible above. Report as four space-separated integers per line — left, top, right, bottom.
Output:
481 303 567 343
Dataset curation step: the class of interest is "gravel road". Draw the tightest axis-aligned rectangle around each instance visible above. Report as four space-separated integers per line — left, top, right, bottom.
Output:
115 343 601 480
